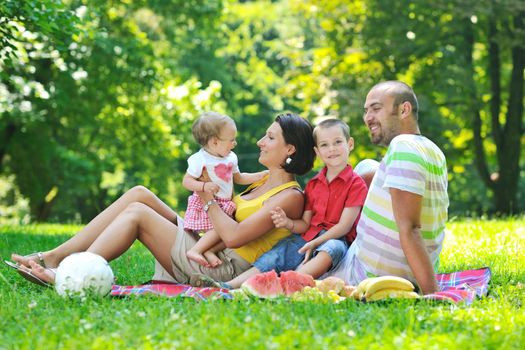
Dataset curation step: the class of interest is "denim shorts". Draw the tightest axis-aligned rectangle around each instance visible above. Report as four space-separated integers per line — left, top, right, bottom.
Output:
253 234 306 273
253 230 348 273
313 235 348 269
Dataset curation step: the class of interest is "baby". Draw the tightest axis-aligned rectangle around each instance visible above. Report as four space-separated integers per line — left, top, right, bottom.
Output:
183 111 267 267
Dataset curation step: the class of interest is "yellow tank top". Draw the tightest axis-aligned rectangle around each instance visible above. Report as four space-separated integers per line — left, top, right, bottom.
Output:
233 176 301 263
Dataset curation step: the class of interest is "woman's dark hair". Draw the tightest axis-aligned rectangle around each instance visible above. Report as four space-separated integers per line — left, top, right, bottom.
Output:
275 112 315 175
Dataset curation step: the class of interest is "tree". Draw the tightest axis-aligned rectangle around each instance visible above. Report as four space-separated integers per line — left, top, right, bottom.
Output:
359 0 524 214
465 1 524 214
0 0 226 221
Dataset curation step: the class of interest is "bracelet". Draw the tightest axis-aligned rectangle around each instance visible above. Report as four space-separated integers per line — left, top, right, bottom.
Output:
203 199 217 213
201 182 206 192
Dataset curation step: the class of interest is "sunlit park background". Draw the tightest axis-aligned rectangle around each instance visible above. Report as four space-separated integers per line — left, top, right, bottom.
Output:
1 1 524 349
1 0 524 223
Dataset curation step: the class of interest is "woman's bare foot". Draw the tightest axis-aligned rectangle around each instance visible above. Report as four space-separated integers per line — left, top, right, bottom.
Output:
11 252 57 269
18 260 56 284
204 251 222 267
186 250 211 268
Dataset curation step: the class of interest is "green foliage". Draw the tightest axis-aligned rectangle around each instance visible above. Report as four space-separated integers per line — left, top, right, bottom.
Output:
0 0 227 221
0 0 78 71
0 0 524 220
358 0 525 214
0 218 524 348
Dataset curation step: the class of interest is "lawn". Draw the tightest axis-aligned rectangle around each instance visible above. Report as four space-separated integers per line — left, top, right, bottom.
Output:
1 218 524 349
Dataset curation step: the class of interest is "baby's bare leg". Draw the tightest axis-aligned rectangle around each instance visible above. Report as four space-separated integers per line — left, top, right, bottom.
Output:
187 229 222 267
202 241 226 267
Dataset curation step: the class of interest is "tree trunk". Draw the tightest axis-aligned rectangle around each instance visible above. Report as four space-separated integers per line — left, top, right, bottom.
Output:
493 12 525 214
467 12 524 215
0 123 16 172
464 19 495 190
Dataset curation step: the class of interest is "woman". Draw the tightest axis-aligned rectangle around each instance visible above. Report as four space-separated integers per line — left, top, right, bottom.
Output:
9 113 315 286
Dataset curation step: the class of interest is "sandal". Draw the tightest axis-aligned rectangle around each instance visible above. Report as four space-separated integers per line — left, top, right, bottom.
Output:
189 273 231 289
9 252 48 268
4 260 54 288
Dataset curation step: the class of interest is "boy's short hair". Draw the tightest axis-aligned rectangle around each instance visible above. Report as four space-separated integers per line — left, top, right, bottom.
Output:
313 119 350 145
192 112 234 146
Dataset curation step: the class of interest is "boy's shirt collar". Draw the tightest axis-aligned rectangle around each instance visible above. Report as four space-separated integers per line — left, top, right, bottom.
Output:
313 164 354 184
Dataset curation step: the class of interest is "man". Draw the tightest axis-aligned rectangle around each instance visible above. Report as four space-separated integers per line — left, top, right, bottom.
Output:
330 81 448 294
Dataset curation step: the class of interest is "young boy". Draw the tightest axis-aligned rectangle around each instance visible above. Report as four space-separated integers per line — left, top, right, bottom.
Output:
191 118 368 288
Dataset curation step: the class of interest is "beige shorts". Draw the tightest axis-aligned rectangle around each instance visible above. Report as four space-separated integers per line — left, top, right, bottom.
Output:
152 215 251 284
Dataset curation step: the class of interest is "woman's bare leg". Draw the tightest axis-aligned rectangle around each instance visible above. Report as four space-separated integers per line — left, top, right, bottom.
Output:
22 261 55 284
29 202 180 284
87 202 179 273
12 186 178 268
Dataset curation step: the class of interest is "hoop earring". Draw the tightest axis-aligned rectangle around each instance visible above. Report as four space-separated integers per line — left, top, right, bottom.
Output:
285 157 292 165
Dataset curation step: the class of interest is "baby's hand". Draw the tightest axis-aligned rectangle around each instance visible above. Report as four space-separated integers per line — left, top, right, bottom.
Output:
203 182 220 195
270 207 291 229
256 170 269 181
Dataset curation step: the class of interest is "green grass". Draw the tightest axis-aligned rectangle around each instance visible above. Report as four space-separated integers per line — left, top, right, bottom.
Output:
1 218 524 349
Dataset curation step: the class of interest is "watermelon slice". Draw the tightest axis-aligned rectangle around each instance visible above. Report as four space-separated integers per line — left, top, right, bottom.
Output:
241 270 283 298
280 270 315 296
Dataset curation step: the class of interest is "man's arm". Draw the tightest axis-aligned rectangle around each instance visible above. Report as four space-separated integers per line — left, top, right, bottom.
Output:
390 188 438 294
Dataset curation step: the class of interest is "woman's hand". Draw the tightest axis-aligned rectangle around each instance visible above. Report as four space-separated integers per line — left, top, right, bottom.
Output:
196 169 214 203
203 182 220 195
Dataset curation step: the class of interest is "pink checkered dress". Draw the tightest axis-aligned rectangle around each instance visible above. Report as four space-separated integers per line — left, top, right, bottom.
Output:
183 193 236 232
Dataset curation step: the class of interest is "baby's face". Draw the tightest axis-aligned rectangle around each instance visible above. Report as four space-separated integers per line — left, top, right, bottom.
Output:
210 122 237 158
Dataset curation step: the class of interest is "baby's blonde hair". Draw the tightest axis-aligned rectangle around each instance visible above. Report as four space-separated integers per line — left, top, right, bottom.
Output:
192 112 234 146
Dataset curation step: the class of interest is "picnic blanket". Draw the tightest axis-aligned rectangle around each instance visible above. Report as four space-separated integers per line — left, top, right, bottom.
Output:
111 281 232 301
110 267 491 304
423 267 491 305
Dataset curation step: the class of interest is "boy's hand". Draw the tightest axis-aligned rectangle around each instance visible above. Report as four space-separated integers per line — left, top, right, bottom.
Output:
298 240 321 263
270 207 292 229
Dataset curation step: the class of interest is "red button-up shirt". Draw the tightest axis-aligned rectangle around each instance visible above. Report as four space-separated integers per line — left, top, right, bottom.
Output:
302 165 368 243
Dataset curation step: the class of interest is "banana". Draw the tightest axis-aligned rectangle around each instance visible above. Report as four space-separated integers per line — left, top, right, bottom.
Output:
363 276 414 299
366 289 419 302
350 288 361 300
356 277 375 298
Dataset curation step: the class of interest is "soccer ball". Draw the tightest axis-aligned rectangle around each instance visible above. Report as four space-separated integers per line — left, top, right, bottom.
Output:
55 252 114 298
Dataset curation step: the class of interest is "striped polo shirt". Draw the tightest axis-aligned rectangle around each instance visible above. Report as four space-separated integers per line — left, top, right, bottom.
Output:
353 134 449 283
